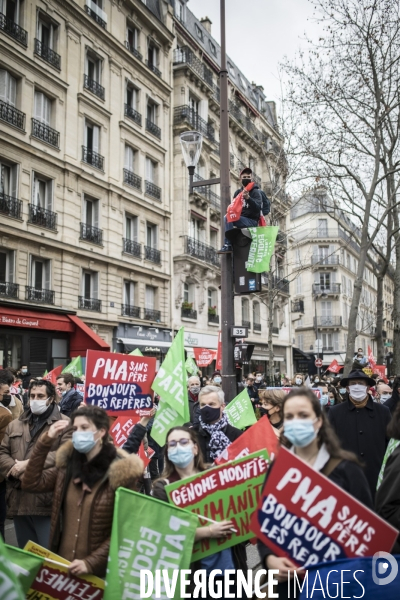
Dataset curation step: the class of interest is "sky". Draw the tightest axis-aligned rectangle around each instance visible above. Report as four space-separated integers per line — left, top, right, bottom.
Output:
188 0 323 104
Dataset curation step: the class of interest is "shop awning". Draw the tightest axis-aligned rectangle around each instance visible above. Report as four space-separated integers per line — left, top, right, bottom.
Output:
69 315 110 354
293 347 312 361
118 338 170 354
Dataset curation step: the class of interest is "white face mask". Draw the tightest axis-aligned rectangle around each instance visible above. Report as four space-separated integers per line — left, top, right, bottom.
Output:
295 378 302 385
348 384 367 402
380 393 391 403
30 399 50 415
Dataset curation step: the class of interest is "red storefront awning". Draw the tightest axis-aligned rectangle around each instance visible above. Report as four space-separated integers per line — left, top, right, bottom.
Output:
0 306 110 353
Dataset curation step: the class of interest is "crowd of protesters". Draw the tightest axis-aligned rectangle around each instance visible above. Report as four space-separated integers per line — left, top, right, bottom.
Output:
0 358 399 598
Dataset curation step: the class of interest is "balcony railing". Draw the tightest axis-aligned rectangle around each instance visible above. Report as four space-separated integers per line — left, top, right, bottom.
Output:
0 12 28 45
82 146 104 171
28 204 57 230
208 313 220 324
31 119 59 148
80 223 103 245
242 320 251 329
123 168 142 190
145 181 162 201
173 46 214 88
0 194 22 219
0 282 19 299
184 236 220 267
34 39 61 69
146 60 161 78
84 1 107 28
314 316 342 327
145 119 161 139
144 308 161 321
174 105 218 146
0 100 25 130
311 255 340 266
123 238 141 258
124 104 142 126
272 326 280 335
145 246 161 264
262 275 290 294
78 296 102 311
122 304 141 318
125 41 142 61
83 74 105 100
26 286 55 304
181 307 197 320
292 300 304 313
313 283 341 295
253 322 261 331
192 174 221 210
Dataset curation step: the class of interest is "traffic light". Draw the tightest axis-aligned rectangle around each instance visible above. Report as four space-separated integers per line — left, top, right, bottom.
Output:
234 343 255 365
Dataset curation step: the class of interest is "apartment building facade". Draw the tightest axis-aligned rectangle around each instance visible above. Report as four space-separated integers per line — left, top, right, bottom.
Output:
0 0 175 373
289 190 394 374
170 1 293 376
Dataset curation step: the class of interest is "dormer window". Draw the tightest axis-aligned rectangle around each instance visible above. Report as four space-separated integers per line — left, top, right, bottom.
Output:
195 24 204 41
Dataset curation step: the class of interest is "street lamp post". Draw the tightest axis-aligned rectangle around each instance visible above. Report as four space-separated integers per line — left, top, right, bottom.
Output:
180 0 236 400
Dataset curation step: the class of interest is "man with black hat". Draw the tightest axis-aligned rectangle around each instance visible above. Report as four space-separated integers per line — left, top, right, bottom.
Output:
219 167 269 253
328 369 391 500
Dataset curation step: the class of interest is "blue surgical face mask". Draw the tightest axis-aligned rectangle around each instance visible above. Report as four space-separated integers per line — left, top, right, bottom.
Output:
168 445 194 468
214 377 221 384
320 394 329 406
72 431 97 454
339 388 346 394
283 419 318 448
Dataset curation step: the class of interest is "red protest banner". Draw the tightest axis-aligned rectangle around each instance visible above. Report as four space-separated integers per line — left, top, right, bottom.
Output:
85 350 156 416
215 416 279 465
374 364 388 382
368 345 377 370
193 348 216 367
110 416 141 447
250 447 399 568
43 365 63 385
327 359 342 373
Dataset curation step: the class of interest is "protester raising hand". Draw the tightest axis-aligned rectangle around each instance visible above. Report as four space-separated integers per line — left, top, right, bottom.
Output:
47 419 70 438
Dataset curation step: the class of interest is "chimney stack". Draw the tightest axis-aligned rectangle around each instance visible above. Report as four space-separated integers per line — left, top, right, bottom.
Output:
200 16 212 34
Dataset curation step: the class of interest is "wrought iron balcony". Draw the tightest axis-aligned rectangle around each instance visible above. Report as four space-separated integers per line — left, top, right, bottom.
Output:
144 246 161 264
124 104 142 126
173 47 214 88
181 307 197 320
0 12 28 45
145 181 162 201
123 169 142 190
78 296 102 311
208 313 220 324
28 204 57 230
145 119 161 139
184 236 220 268
0 282 19 299
0 100 25 130
192 174 221 211
80 223 103 245
174 105 218 146
31 119 59 148
125 41 142 61
0 193 22 219
84 3 106 28
253 322 261 331
123 238 141 258
292 300 304 313
314 316 342 327
144 308 161 321
146 60 161 77
26 286 55 304
311 255 340 266
83 75 105 100
82 146 104 171
122 304 141 318
242 320 251 329
313 283 341 295
34 39 61 69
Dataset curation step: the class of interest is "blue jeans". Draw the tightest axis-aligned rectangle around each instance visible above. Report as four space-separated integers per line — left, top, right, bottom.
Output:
224 215 258 245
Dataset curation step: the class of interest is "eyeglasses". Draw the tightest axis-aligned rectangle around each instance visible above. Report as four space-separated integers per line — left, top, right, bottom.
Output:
167 438 192 449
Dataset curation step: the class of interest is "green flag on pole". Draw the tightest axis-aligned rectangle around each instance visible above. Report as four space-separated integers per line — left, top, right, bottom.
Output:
42 370 48 377
225 388 257 429
246 226 279 273
129 348 144 356
185 355 198 376
61 356 83 377
0 536 26 599
104 488 198 600
5 545 43 594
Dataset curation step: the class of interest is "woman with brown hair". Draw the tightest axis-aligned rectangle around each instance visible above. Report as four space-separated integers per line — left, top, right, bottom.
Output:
258 389 284 434
257 387 373 600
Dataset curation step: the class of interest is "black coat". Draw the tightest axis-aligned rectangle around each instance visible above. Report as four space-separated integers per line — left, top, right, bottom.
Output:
192 421 243 463
233 185 263 220
328 397 391 499
188 392 200 425
375 443 400 553
59 389 82 417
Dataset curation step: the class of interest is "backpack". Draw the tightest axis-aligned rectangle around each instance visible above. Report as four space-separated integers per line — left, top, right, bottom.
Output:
260 190 271 216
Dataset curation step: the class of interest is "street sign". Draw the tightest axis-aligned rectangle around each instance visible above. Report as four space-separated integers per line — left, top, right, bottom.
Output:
231 326 248 338
315 358 323 368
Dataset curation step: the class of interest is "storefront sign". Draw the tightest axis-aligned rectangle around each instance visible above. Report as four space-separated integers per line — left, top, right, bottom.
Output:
184 330 218 349
193 347 216 367
1 315 41 328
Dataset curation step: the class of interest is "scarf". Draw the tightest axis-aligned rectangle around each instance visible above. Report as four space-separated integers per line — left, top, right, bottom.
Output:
28 403 55 440
199 412 232 460
349 395 369 409
71 442 117 490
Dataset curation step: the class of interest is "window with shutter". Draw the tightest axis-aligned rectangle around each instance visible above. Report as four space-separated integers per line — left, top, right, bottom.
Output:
125 146 135 171
145 285 155 309
92 272 99 299
7 250 14 283
44 260 51 290
146 158 154 182
34 92 51 125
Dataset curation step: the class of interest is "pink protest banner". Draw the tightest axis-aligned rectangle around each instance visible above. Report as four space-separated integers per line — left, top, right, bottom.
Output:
43 365 63 385
250 447 398 568
327 359 342 373
110 416 141 447
84 350 156 416
215 416 279 465
193 348 217 367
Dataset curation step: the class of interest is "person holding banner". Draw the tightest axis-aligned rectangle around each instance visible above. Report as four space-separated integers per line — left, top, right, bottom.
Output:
257 388 373 599
21 405 144 577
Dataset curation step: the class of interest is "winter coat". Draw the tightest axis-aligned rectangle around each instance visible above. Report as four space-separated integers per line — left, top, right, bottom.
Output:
9 397 24 421
233 184 263 220
0 404 70 517
375 444 400 553
0 407 13 444
188 391 200 425
192 421 243 463
22 434 144 577
21 372 32 390
328 397 391 499
59 388 82 417
123 422 147 454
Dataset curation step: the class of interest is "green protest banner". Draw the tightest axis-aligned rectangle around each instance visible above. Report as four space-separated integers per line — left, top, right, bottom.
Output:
150 402 184 447
104 488 198 600
152 328 188 418
62 356 83 377
166 449 269 561
225 389 257 429
129 348 144 356
5 545 43 594
246 226 279 273
185 355 198 376
0 536 26 600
